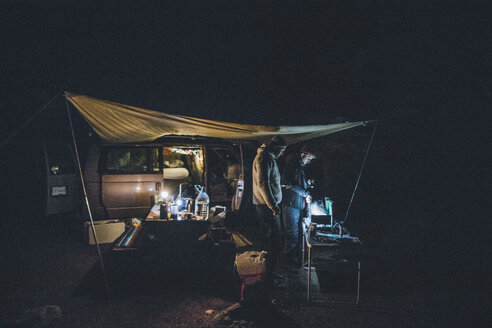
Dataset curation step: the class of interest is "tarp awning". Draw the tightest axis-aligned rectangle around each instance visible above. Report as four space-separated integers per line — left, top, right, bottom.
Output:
65 92 365 144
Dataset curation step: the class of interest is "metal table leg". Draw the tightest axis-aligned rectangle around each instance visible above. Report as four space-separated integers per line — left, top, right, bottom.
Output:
356 261 360 304
301 230 305 269
307 245 311 303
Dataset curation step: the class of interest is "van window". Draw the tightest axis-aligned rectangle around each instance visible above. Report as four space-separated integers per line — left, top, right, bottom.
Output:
103 147 160 174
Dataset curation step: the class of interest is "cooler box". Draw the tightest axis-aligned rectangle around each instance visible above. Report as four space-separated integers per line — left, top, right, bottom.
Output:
85 220 126 245
235 251 267 301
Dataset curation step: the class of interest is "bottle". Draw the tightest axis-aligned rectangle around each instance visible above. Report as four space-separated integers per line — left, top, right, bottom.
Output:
159 203 168 219
194 185 210 220
175 194 185 212
176 183 186 212
169 198 178 220
308 223 317 238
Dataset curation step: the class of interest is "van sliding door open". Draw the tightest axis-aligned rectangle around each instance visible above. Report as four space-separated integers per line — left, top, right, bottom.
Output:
206 145 244 210
161 146 204 199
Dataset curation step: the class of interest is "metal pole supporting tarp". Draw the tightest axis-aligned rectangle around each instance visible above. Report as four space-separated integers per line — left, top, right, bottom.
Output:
65 96 111 298
342 121 379 226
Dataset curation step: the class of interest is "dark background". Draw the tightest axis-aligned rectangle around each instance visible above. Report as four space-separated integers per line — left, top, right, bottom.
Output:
0 0 489 315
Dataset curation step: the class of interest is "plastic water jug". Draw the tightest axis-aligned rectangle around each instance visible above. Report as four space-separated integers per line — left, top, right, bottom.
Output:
194 185 209 220
235 251 267 276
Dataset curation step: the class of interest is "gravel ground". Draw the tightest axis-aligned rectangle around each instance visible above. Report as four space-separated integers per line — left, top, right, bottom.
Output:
0 215 483 328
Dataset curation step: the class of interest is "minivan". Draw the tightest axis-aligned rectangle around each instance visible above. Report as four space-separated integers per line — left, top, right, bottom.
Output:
44 137 245 220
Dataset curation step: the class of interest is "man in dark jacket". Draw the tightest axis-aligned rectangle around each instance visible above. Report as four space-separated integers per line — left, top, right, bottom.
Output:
252 135 287 283
281 144 317 270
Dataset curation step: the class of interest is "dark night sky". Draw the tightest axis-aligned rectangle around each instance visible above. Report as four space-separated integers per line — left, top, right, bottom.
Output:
1 0 489 290
2 0 487 125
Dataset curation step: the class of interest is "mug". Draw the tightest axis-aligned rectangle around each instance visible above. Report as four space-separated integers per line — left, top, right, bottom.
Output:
308 223 317 238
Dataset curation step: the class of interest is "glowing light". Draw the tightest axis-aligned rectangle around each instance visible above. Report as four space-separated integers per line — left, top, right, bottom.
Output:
169 147 203 161
160 190 169 198
177 198 183 206
310 203 327 215
136 186 141 192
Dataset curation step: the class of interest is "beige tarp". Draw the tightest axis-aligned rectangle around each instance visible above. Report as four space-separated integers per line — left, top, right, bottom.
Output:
65 92 364 144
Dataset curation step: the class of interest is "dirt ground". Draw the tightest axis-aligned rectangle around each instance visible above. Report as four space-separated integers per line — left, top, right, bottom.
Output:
0 215 484 328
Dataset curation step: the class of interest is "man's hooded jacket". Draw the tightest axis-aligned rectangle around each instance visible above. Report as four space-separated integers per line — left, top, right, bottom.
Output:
252 146 282 210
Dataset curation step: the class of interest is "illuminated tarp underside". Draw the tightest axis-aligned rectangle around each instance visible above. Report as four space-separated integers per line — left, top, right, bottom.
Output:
65 92 364 144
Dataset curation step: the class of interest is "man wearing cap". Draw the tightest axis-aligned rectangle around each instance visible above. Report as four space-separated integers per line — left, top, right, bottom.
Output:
252 135 287 284
281 144 317 271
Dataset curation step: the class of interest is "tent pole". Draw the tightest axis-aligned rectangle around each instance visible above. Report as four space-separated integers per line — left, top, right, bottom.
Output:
342 121 378 226
0 92 60 148
65 96 111 298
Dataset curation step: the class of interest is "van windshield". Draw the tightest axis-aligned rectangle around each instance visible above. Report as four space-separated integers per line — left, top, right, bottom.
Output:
162 146 204 198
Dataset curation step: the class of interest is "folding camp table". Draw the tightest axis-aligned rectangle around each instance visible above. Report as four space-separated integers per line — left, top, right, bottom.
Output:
301 220 363 304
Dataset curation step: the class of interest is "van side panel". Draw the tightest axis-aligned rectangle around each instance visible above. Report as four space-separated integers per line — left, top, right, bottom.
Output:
83 145 105 219
101 173 163 218
43 141 79 216
46 173 78 215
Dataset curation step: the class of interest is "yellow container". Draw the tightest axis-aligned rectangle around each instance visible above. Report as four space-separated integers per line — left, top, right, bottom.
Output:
235 251 267 276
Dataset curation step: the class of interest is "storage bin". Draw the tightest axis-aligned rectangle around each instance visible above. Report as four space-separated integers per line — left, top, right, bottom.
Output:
85 220 126 245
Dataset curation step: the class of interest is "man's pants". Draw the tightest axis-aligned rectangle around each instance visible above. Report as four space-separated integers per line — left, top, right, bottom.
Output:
281 205 302 261
255 205 281 282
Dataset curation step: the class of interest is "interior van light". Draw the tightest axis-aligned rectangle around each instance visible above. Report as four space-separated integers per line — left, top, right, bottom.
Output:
160 190 169 199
